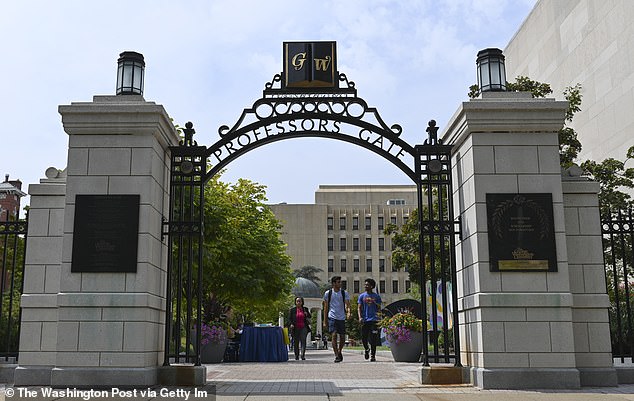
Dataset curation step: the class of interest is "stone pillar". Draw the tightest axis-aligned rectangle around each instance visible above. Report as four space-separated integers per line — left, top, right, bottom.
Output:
15 95 179 387
13 169 67 385
444 92 581 389
561 172 617 386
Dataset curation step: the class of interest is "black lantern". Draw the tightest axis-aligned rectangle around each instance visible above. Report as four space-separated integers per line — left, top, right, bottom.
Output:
116 51 145 95
476 48 506 92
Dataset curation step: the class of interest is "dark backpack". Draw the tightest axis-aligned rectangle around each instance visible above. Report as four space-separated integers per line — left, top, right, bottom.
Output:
327 289 346 314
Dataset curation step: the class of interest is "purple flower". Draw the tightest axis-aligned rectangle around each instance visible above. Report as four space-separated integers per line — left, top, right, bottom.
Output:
198 322 227 345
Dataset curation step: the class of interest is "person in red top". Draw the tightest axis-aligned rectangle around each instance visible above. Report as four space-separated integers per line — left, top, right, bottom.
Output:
288 296 312 360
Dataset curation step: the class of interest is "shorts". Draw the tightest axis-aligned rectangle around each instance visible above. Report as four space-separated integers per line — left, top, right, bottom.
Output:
328 318 346 335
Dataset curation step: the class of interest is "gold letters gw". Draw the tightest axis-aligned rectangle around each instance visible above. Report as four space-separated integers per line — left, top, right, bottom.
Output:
291 53 331 71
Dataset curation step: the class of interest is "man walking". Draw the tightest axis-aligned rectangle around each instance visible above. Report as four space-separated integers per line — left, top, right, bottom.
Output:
323 276 351 363
358 278 382 361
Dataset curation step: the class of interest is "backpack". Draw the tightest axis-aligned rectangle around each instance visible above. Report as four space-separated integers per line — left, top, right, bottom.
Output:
327 288 346 314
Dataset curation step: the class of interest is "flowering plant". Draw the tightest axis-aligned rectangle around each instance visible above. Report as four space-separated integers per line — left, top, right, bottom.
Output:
199 322 227 345
379 311 423 345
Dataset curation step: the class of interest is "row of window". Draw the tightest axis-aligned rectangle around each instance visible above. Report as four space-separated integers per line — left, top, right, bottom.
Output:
327 258 408 273
339 279 411 294
327 237 389 252
327 215 409 231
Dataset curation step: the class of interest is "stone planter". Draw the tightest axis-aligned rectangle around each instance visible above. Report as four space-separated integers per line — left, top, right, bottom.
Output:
191 328 228 364
200 339 228 364
389 331 423 362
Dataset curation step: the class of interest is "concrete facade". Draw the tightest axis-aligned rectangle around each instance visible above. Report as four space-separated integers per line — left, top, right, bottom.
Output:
270 185 416 305
504 0 634 165
14 95 179 387
442 91 615 388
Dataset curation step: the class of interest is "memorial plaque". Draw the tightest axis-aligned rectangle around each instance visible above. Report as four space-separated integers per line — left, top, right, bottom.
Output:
71 195 140 273
486 193 557 272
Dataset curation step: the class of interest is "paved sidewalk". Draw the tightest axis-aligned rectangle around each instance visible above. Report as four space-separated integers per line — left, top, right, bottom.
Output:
2 349 633 400
209 349 634 401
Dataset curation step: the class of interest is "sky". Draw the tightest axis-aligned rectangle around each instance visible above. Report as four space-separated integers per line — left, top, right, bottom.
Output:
1 0 536 213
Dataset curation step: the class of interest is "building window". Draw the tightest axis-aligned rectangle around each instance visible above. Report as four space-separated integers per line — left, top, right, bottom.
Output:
390 216 397 225
366 258 373 272
340 258 347 272
328 259 334 272
405 280 411 293
353 216 359 230
354 280 360 293
365 237 372 251
378 216 384 230
328 238 334 251
378 238 385 251
340 216 346 230
327 217 333 230
341 280 347 290
365 216 371 230
403 216 409 225
340 237 347 251
379 258 385 272
353 237 359 251
392 264 398 272
353 258 360 272
387 199 406 205
392 280 399 293
380 280 386 294
392 241 396 251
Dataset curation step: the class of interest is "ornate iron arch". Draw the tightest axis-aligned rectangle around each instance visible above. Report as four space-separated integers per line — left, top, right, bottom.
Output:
204 73 417 182
163 69 461 370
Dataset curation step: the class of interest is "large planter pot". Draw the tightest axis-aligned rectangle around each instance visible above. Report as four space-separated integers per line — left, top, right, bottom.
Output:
389 331 423 362
191 329 228 364
201 339 228 364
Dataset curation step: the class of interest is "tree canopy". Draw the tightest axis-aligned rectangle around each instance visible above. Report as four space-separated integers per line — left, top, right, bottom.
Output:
201 175 294 322
293 265 323 283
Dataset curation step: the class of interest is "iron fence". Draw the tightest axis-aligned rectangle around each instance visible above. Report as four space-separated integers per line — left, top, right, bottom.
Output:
602 208 634 361
0 214 27 361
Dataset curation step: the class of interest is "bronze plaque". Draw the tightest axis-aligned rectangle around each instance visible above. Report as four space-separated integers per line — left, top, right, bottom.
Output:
283 41 337 88
71 195 139 273
486 193 557 272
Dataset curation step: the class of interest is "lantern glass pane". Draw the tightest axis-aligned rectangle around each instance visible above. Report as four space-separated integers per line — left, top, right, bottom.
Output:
491 62 501 86
479 60 490 89
133 64 144 93
122 63 133 88
116 65 124 90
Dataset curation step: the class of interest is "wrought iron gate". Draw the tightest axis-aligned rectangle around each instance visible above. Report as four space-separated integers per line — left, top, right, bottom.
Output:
416 122 461 366
602 208 634 361
161 42 461 366
0 214 27 362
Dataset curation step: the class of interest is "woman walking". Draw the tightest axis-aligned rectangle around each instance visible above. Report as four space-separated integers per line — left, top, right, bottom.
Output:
288 296 312 360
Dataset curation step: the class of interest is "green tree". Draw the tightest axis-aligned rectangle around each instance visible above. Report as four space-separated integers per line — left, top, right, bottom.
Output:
293 265 323 283
201 175 295 323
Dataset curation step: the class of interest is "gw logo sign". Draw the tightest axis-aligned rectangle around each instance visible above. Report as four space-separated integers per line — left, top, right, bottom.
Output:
284 41 337 89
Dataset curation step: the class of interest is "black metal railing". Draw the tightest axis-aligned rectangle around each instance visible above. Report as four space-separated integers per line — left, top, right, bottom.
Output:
602 208 634 361
0 214 27 361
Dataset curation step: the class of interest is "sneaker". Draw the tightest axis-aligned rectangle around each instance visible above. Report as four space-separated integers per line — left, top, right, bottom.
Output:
338 353 343 362
364 349 370 360
301 356 306 360
334 356 342 363
370 356 376 362
295 356 299 360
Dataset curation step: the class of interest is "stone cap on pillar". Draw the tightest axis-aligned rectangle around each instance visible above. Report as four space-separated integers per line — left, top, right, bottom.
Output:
58 95 180 149
441 91 568 149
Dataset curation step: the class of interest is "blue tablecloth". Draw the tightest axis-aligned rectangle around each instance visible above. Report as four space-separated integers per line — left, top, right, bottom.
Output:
239 326 289 362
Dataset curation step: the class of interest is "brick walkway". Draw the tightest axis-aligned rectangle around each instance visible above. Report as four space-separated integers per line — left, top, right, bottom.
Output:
208 349 634 400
